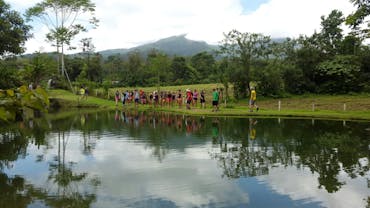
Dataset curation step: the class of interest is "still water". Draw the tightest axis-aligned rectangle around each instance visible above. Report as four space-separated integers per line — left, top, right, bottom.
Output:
0 110 369 208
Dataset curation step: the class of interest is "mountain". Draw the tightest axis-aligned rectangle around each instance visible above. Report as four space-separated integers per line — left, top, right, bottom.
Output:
98 34 218 58
20 35 287 59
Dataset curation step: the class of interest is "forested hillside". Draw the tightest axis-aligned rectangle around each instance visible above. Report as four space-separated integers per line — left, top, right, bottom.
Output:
99 35 218 58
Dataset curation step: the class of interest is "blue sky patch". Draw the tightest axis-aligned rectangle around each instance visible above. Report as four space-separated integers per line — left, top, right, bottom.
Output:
240 0 270 13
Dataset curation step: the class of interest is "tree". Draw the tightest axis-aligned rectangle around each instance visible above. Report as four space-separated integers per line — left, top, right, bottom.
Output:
65 56 84 81
345 0 370 40
215 58 234 100
25 0 99 92
355 45 370 91
295 34 325 92
340 34 362 55
0 0 31 57
319 10 345 57
124 51 144 86
103 54 123 81
0 58 22 89
22 52 56 86
171 56 191 85
146 50 172 89
79 38 101 81
270 38 307 94
190 52 216 81
219 30 271 98
86 53 102 82
315 55 361 93
252 61 284 97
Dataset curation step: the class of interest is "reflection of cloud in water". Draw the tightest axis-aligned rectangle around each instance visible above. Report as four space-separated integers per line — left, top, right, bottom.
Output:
80 138 249 207
7 125 368 208
257 166 369 208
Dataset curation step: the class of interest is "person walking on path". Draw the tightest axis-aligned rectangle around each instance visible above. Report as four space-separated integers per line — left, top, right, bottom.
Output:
186 89 192 110
177 89 183 109
192 89 198 107
121 91 126 106
115 90 120 106
134 89 140 107
212 88 219 112
200 90 206 109
84 87 89 100
249 87 259 112
79 86 86 100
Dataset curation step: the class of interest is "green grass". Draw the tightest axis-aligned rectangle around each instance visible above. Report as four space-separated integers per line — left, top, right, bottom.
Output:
49 88 370 121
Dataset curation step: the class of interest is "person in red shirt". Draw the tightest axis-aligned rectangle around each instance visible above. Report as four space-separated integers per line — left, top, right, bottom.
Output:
186 89 192 110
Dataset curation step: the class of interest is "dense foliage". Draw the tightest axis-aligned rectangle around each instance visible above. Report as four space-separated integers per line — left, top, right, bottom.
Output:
0 85 49 122
0 0 31 56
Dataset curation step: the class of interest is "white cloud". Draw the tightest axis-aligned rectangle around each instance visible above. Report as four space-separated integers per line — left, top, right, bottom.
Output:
9 0 355 53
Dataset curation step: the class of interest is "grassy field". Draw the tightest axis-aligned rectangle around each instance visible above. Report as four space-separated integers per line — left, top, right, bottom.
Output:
49 86 370 121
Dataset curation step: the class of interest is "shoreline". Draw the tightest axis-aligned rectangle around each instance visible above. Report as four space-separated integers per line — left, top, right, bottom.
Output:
49 90 370 121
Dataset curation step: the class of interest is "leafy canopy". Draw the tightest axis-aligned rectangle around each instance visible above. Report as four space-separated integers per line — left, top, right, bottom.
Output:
0 0 31 56
25 0 98 47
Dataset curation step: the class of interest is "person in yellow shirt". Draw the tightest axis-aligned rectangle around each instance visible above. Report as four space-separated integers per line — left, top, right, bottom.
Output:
249 118 257 140
79 86 86 100
249 87 258 112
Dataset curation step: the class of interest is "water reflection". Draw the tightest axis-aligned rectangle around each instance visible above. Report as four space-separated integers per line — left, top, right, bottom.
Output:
0 110 369 207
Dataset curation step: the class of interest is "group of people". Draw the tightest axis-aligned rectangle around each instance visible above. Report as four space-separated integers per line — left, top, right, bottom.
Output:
112 86 259 112
115 89 142 107
184 89 207 110
113 88 221 110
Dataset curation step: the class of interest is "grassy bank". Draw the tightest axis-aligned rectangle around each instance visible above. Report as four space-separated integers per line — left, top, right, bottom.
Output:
49 89 370 121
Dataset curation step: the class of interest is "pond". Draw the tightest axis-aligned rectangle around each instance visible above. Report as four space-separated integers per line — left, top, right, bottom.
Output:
0 110 369 208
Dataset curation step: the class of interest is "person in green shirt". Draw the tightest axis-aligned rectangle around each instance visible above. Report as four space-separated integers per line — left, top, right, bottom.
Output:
212 88 219 112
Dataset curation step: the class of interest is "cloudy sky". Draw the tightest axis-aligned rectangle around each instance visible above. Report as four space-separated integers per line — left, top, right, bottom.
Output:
9 0 355 54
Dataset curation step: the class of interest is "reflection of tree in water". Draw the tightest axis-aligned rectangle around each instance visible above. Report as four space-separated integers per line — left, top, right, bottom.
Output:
0 173 40 207
2 110 368 205
299 129 369 193
0 171 97 208
110 112 368 193
52 112 102 156
0 118 100 207
44 131 99 207
209 118 369 193
55 112 369 194
0 117 53 169
0 131 28 170
117 111 206 162
209 118 271 178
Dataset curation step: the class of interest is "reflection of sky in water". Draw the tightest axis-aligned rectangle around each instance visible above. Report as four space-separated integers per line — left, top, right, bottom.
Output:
258 165 369 208
3 127 369 208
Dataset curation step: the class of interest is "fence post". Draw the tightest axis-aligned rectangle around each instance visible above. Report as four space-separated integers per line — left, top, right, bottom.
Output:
278 100 281 111
343 103 346 111
312 103 315 111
